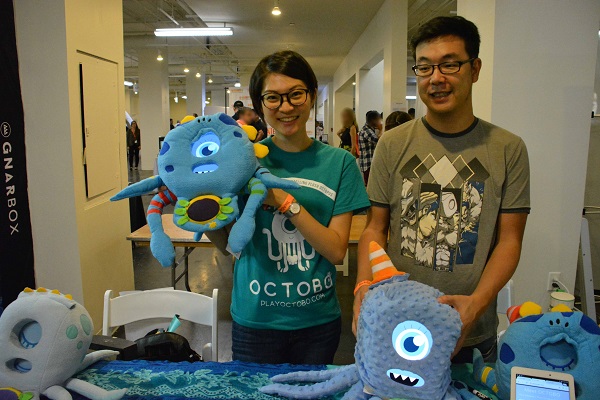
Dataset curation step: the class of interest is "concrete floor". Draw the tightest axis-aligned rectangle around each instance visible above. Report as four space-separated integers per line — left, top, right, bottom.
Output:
128 169 358 364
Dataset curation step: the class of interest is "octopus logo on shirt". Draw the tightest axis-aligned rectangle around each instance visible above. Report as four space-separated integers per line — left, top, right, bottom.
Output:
263 212 315 273
399 154 488 271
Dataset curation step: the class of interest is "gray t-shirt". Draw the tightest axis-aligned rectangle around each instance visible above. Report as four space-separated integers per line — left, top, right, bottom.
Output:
368 117 530 346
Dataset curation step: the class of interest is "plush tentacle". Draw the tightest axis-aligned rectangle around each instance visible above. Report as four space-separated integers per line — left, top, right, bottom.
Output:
42 386 72 400
228 178 266 253
270 364 357 383
448 381 481 400
77 350 120 373
260 365 360 399
340 381 370 400
472 348 498 394
110 175 164 201
255 167 300 190
65 378 127 400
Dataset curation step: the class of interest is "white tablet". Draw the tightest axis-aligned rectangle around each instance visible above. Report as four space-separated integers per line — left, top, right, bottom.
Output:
510 366 575 400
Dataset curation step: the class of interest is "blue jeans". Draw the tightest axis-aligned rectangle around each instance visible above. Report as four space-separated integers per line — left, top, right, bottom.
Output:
232 317 341 365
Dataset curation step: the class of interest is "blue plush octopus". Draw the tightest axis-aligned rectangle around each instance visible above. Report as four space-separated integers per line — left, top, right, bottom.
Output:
111 113 298 266
260 242 479 400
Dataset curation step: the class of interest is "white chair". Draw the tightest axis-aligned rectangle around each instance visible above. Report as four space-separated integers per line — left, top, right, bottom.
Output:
102 288 218 361
496 279 513 339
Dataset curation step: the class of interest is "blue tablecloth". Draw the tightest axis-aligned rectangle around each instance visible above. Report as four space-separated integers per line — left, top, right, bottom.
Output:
73 360 498 400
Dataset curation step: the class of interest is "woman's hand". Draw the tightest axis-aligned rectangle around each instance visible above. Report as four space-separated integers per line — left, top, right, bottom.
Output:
263 188 288 209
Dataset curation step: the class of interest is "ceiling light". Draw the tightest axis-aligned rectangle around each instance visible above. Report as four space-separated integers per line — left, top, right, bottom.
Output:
124 81 133 87
207 97 210 100
205 100 210 104
234 82 241 88
154 27 233 37
352 82 356 86
207 76 213 84
227 89 231 94
134 91 138 95
157 50 163 61
184 67 189 73
406 95 417 100
182 95 187 100
272 1 282 16
196 72 201 78
174 92 178 103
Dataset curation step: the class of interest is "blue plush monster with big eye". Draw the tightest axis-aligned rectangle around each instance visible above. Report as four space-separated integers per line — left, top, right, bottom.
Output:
260 242 479 400
111 113 299 267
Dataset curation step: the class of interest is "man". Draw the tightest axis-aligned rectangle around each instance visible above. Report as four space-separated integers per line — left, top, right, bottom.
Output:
232 100 244 121
169 118 175 130
358 110 382 185
353 16 530 364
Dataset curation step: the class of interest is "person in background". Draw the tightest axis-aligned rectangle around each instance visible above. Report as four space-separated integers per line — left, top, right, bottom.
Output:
236 107 254 126
193 113 199 118
126 120 141 170
336 108 359 157
250 108 268 142
232 100 244 121
408 107 416 119
354 16 530 364
213 50 370 365
384 111 413 131
357 110 382 185
169 118 175 130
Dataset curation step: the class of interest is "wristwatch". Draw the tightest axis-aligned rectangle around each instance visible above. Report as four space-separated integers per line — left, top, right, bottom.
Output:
284 201 301 219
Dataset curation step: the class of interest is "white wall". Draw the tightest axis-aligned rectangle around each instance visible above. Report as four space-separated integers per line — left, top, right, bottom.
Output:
357 60 384 126
460 0 600 308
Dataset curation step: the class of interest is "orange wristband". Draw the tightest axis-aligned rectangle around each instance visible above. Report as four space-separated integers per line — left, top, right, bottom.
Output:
278 194 295 214
353 280 372 296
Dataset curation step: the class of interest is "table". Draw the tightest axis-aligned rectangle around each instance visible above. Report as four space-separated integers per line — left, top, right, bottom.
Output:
73 359 498 400
127 215 368 289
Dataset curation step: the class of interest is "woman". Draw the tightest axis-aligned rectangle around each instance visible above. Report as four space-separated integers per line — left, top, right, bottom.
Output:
336 108 359 157
126 121 141 170
384 110 412 131
230 51 370 365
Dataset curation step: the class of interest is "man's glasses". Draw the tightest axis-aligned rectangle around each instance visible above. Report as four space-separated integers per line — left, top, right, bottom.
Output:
412 58 475 77
261 89 310 110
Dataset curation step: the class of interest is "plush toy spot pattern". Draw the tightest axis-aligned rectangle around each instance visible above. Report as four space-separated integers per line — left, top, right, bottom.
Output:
473 302 600 400
111 113 299 267
260 242 479 400
0 288 127 400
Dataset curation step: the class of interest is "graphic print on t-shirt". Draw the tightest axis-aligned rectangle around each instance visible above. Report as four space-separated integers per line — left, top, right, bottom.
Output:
399 154 489 271
262 212 316 273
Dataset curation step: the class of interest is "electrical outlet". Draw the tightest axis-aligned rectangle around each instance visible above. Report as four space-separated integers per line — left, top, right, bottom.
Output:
547 272 561 291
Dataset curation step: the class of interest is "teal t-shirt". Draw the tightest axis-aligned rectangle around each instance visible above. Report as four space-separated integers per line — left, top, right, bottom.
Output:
231 138 370 330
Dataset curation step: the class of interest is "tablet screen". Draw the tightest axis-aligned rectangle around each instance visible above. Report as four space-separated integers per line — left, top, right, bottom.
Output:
514 373 571 400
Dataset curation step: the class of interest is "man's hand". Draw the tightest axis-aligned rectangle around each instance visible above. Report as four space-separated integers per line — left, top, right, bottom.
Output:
437 294 481 357
352 285 369 336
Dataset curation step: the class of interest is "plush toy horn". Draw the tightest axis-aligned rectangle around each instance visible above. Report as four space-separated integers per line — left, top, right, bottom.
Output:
369 241 405 284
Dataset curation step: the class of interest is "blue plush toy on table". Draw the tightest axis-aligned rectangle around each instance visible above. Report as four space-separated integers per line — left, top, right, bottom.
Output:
111 113 299 267
260 242 479 400
473 300 600 400
0 288 127 400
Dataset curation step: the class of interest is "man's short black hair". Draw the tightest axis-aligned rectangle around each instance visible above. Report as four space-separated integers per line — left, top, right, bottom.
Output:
233 100 244 108
410 16 480 61
366 110 380 124
249 50 318 119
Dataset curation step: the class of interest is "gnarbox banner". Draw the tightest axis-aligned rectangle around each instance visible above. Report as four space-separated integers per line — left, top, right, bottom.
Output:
0 0 36 310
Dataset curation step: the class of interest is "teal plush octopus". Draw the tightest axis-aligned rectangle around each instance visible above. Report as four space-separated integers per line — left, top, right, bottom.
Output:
111 113 298 266
261 242 479 400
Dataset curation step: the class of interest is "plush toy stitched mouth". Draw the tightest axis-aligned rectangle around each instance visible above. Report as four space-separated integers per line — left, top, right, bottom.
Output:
192 163 218 174
386 369 424 387
540 336 577 371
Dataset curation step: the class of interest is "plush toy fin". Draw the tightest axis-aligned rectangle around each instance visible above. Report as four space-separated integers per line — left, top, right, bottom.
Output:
181 115 196 124
41 386 71 400
229 180 266 253
242 125 258 141
254 167 300 190
77 350 119 373
65 378 127 400
472 348 499 395
110 175 164 201
254 143 269 158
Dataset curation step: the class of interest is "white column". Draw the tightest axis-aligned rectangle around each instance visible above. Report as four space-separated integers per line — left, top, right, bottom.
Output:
201 74 207 115
186 72 203 116
383 0 407 117
138 47 169 169
459 0 600 308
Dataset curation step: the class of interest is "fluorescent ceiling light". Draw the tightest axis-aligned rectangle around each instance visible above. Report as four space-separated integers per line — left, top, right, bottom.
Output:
205 100 210 104
196 72 201 78
184 67 189 73
124 81 133 87
157 50 163 61
272 7 281 16
154 27 233 37
207 76 213 84
234 82 241 88
182 95 187 99
406 95 417 100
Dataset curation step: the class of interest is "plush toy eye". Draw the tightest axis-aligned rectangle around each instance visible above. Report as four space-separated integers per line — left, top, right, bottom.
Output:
191 132 220 158
392 321 433 361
